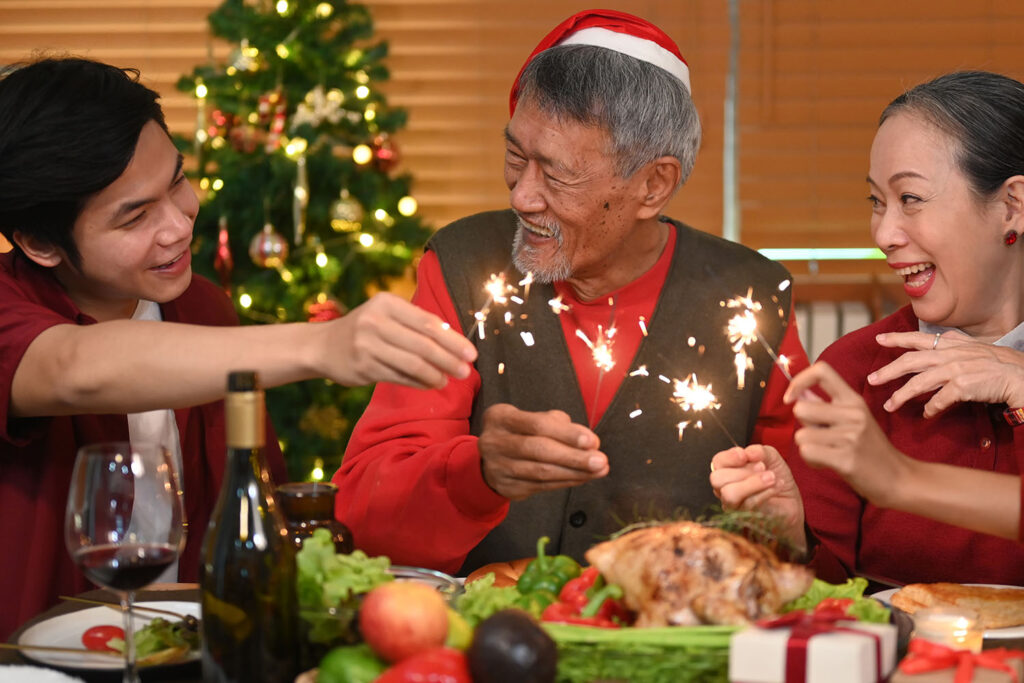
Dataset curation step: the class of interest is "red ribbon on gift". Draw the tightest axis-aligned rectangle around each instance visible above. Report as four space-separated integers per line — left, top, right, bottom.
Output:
756 607 883 683
899 638 1024 683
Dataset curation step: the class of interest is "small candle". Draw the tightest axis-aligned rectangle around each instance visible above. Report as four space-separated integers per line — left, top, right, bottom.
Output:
911 607 984 653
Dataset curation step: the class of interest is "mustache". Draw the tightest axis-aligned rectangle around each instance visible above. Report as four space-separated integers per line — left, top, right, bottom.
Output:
514 212 562 242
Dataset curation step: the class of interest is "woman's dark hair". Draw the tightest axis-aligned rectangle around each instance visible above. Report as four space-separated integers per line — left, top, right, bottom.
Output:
880 70 1024 199
0 57 167 267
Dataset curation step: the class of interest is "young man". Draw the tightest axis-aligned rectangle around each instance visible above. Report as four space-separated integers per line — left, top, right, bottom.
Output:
0 57 476 638
333 11 808 575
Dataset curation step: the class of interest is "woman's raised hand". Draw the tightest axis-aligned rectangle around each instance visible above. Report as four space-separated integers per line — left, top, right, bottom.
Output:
869 330 1024 416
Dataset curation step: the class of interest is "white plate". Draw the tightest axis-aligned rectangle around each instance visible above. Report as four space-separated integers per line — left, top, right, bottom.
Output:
17 601 200 671
871 585 1024 639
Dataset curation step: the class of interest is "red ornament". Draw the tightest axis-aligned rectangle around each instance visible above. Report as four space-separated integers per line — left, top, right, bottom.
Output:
372 133 400 173
307 295 346 322
213 216 234 292
1005 231 1018 246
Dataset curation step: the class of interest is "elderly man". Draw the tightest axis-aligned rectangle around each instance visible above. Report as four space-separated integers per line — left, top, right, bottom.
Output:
333 10 808 573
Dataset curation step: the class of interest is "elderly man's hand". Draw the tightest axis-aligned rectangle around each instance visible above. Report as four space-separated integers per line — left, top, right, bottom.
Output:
478 403 608 501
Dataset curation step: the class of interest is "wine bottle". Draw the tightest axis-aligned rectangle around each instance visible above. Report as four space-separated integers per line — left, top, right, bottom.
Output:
200 371 298 683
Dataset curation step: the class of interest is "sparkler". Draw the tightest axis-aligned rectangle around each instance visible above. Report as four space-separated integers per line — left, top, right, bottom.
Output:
723 288 793 385
670 373 739 447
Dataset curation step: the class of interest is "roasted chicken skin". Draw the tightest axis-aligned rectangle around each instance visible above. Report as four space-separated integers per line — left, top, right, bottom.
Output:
585 521 813 626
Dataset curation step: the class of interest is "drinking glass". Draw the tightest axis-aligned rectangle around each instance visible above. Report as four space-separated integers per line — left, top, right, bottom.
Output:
65 441 185 683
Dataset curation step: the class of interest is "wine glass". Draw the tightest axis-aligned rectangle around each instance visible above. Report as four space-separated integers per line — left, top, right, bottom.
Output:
65 441 185 683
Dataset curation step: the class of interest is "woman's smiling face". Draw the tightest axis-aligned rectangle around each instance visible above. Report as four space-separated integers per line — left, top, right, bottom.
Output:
869 112 1016 337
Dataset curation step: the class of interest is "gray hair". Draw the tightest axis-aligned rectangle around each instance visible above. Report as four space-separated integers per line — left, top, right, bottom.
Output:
880 71 1024 200
515 44 701 188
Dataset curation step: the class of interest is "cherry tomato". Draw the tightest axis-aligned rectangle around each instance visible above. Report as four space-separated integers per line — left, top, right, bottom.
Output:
82 625 125 652
815 598 855 613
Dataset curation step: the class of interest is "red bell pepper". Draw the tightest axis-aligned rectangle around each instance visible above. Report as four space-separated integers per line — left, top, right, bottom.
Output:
541 568 632 628
373 647 472 683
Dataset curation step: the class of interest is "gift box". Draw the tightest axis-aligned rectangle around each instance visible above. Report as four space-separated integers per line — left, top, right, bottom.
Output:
728 616 897 683
888 639 1024 683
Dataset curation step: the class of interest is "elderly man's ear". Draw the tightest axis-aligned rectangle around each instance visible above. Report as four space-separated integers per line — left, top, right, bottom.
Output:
12 231 65 268
636 156 683 219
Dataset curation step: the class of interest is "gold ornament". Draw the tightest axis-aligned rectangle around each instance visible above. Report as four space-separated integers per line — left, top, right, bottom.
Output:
330 189 364 232
249 223 289 268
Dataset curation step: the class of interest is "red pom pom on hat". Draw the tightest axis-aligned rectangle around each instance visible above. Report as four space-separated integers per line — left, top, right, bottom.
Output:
509 9 690 115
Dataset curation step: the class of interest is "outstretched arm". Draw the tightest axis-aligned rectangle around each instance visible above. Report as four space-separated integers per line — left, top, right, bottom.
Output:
11 291 477 417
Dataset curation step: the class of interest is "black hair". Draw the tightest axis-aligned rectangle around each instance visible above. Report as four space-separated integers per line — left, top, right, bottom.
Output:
880 70 1024 199
0 57 167 267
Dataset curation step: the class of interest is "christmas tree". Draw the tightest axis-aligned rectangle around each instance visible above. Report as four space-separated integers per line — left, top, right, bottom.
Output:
177 0 431 482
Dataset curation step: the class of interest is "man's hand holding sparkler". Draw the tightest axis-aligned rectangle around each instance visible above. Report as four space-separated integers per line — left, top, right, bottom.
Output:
478 404 608 501
710 445 806 555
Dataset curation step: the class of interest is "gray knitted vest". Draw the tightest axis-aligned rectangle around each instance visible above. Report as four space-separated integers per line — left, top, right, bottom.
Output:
427 210 793 571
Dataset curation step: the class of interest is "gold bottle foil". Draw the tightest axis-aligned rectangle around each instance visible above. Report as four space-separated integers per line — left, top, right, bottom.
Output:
226 389 265 449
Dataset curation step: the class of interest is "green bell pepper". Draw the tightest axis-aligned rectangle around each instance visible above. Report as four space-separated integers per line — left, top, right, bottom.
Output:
516 536 581 596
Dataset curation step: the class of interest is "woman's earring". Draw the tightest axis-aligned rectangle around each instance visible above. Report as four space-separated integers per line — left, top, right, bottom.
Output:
1005 231 1019 246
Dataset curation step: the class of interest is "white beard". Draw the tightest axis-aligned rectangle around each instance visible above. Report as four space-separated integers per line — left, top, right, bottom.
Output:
511 213 571 283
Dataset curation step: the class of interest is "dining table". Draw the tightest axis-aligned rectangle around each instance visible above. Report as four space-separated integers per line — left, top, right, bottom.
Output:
3 584 201 683
5 581 1024 683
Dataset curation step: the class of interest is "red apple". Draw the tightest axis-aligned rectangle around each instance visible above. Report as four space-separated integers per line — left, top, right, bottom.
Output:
359 581 450 663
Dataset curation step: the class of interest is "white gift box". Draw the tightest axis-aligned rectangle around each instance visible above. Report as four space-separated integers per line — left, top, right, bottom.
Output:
729 619 897 683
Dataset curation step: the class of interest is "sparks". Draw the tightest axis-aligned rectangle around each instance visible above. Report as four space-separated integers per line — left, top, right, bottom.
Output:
671 373 720 413
520 331 535 347
629 408 643 419
549 294 570 314
638 316 649 337
484 273 511 305
576 327 616 373
629 365 650 377
518 272 534 298
497 362 505 375
727 309 758 389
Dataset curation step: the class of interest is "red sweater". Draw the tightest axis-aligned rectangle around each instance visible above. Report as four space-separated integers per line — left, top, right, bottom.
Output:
794 305 1024 586
334 226 808 574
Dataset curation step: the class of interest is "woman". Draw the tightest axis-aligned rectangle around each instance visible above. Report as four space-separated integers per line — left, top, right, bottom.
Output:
711 71 1024 586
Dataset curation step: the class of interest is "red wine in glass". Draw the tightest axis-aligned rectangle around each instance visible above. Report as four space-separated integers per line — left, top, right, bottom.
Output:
65 442 184 683
73 543 178 592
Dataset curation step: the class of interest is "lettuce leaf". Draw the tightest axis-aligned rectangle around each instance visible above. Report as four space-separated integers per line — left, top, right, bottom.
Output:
782 578 891 624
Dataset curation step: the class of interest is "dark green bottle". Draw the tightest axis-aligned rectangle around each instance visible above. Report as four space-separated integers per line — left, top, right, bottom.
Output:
200 371 298 682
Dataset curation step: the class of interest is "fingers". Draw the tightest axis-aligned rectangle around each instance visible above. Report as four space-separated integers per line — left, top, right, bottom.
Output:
783 361 855 405
479 404 608 499
342 294 478 389
489 403 600 450
875 330 968 352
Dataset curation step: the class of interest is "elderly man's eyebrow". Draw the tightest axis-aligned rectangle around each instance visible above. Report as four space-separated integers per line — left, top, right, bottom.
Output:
503 126 576 177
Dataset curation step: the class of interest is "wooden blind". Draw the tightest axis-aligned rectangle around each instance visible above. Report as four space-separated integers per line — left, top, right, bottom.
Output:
3 0 1024 277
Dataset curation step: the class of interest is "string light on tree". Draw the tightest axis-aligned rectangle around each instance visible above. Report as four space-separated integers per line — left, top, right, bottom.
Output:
179 0 435 481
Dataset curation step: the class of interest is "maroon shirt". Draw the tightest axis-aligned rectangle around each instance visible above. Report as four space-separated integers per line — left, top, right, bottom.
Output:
0 251 287 639
794 305 1024 586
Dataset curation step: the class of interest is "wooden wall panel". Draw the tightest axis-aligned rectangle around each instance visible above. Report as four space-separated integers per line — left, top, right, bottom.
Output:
3 0 1024 281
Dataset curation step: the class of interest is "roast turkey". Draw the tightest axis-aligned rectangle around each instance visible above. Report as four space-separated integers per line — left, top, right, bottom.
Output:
584 521 814 627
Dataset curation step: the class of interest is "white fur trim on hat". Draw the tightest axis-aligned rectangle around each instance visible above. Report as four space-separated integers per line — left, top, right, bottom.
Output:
560 27 691 93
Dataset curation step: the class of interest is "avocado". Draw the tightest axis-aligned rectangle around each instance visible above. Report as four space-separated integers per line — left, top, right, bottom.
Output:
466 609 557 683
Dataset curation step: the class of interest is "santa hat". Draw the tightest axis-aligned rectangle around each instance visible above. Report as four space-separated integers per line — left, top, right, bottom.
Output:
509 9 691 115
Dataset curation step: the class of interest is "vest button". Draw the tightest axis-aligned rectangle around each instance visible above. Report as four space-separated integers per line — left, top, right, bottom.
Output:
569 511 587 528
